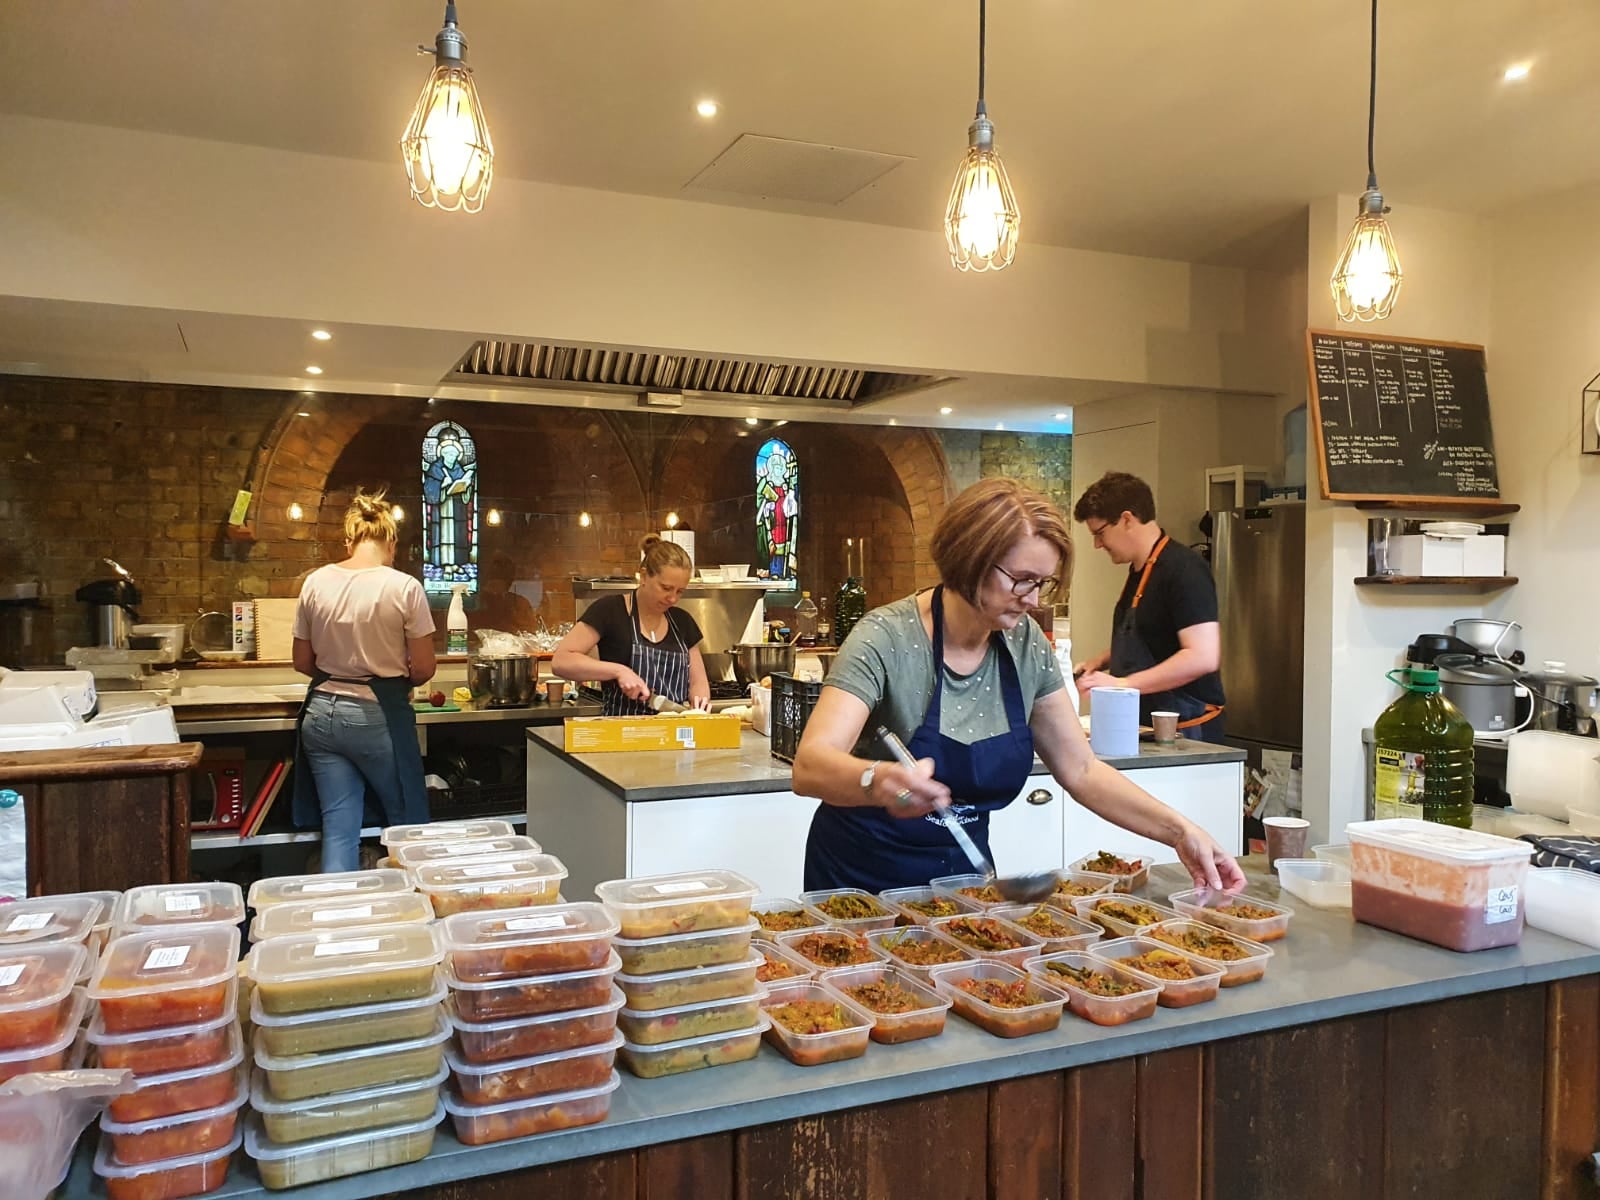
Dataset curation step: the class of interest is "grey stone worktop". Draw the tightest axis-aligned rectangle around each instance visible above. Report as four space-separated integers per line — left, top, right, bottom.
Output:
59 862 1600 1200
526 726 1244 802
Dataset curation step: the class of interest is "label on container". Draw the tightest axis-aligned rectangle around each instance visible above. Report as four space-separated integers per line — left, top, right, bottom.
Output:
162 893 205 914
143 945 191 971
6 912 53 932
1374 748 1425 821
310 904 375 924
311 937 383 958
674 726 696 746
442 841 509 855
456 864 509 879
1485 885 1519 925
504 914 568 933
649 880 713 896
299 880 361 895
0 963 27 987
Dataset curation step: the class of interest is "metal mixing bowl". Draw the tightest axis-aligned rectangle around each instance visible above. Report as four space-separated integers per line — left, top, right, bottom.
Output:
734 643 796 687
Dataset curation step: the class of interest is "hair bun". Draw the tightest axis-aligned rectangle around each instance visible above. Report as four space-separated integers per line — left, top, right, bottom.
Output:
639 534 663 552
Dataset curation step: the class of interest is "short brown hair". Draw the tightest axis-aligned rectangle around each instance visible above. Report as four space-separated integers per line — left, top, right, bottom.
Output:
930 478 1073 605
639 534 692 577
1073 472 1155 525
343 488 398 547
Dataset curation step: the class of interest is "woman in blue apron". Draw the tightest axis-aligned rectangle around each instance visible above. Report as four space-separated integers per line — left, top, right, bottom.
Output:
793 478 1244 895
552 536 711 714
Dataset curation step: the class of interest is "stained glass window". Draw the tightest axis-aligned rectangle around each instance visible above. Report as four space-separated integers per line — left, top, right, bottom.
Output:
755 438 798 582
420 419 479 595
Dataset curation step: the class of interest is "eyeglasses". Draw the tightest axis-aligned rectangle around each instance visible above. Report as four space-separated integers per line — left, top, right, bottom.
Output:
1084 521 1110 540
994 564 1058 600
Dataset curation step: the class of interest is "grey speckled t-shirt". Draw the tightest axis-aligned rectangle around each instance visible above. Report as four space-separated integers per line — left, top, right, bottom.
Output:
824 592 1064 760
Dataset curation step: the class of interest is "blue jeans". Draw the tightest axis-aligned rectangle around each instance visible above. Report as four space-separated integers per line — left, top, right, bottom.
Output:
300 692 403 873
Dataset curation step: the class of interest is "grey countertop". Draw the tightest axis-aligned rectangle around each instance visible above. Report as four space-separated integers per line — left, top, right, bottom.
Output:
60 862 1600 1200
527 726 1244 802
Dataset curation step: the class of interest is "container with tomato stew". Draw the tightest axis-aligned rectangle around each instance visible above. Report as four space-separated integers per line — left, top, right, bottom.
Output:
99 1072 248 1166
107 1028 245 1124
88 926 240 1034
92 1129 240 1200
445 1030 623 1104
440 902 618 981
0 987 88 1083
111 882 244 935
0 941 84 1052
0 894 100 948
444 950 621 1021
87 980 238 1073
442 1072 620 1145
446 988 624 1064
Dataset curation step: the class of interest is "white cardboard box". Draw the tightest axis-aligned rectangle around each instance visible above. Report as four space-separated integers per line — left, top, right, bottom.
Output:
1390 533 1506 578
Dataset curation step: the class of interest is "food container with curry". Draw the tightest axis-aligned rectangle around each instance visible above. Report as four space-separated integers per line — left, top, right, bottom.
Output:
252 1012 450 1102
817 964 951 1044
1050 870 1119 900
615 948 761 1011
444 950 621 1022
88 926 240 1034
1025 951 1161 1026
392 834 544 871
618 1015 770 1078
0 987 88 1084
380 818 516 848
411 853 569 917
987 902 1101 953
929 873 1010 909
925 960 1067 1038
248 892 435 944
760 980 876 1066
442 1071 620 1145
246 868 413 913
773 927 887 970
797 888 899 934
107 1031 245 1124
863 926 975 982
99 1071 247 1166
242 1104 446 1189
441 902 619 982
610 917 759 975
927 913 1044 966
249 1063 448 1145
0 941 85 1052
92 1128 240 1200
111 882 245 934
1072 895 1183 938
87 980 238 1073
1067 851 1151 892
248 924 444 1015
248 974 446 1057
1166 888 1294 942
617 989 766 1046
595 869 760 939
1148 919 1273 986
445 1031 622 1105
751 895 826 934
753 938 819 984
0 894 101 948
878 885 981 926
446 987 625 1064
1088 935 1224 1007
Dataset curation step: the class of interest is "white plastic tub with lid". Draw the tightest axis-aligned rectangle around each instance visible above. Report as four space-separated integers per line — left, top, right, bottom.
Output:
1524 867 1600 948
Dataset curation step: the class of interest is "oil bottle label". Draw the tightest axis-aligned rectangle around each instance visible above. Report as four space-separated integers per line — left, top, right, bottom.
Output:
447 630 469 655
1374 747 1426 820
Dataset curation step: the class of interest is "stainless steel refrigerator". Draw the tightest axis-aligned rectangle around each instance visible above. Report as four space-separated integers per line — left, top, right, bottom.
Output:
1209 505 1305 751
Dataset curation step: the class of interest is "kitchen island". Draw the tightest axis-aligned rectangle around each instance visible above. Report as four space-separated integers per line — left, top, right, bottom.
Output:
526 727 1246 899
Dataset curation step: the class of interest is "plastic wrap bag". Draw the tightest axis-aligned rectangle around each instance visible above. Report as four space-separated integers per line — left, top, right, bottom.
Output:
0 1068 133 1200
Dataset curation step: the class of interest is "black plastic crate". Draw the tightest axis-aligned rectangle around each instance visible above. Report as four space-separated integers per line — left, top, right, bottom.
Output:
770 671 823 764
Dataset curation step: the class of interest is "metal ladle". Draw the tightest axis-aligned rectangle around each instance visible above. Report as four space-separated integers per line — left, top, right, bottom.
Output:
877 726 1057 905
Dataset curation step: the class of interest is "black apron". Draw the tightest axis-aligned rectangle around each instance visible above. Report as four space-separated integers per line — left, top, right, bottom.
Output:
1110 534 1225 744
803 587 1037 892
291 672 429 830
602 591 690 717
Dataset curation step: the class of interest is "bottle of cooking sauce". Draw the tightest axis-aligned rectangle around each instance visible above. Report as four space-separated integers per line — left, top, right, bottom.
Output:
1373 667 1475 827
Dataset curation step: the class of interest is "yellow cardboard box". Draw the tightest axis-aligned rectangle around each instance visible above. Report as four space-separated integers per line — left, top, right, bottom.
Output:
563 713 743 753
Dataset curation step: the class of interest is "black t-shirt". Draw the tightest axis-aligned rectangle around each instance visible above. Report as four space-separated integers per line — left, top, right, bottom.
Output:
579 592 703 665
1112 534 1225 707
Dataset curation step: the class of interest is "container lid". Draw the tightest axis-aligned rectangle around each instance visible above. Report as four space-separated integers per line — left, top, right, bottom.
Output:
248 1061 449 1115
93 1129 242 1180
618 982 766 1022
381 819 516 849
392 835 543 870
249 892 435 943
99 1069 248 1134
0 986 87 1063
242 1103 445 1162
250 1008 448 1073
60 890 121 929
439 901 617 958
1435 653 1519 685
442 950 620 994
124 1023 244 1090
444 1030 624 1078
249 970 445 1029
111 882 245 932
0 942 84 1014
246 923 443 989
87 926 240 1002
412 853 568 894
614 947 762 986
87 977 238 1046
247 868 412 911
441 1071 620 1119
619 1013 770 1057
0 896 100 946
611 917 759 950
1345 818 1534 864
595 869 759 913
444 986 625 1034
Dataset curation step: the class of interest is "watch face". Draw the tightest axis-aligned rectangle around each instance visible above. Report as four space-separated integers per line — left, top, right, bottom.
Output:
860 764 876 791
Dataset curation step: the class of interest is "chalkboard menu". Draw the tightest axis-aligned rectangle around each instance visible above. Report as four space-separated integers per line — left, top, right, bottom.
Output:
1305 329 1500 502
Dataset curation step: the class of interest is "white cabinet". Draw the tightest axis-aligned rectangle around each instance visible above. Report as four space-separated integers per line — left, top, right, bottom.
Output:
986 778 1066 877
1061 761 1244 867
628 790 819 899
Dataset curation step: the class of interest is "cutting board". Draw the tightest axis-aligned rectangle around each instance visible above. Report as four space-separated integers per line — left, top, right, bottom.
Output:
253 598 299 662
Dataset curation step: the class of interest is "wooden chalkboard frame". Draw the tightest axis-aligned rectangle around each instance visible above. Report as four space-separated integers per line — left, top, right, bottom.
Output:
1305 328 1503 505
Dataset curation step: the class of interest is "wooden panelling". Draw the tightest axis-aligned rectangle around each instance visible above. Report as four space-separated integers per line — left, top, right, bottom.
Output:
990 1072 1064 1199
1137 1047 1202 1200
389 1151 636 1200
1204 1012 1385 1200
1542 976 1600 1200
25 767 193 894
1064 1058 1137 1200
640 1134 735 1200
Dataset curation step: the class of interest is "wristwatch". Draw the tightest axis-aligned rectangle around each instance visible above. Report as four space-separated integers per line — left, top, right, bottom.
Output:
859 761 877 797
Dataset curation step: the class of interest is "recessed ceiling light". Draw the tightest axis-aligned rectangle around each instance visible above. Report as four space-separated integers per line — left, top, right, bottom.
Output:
1503 62 1532 82
310 329 332 341
939 406 953 415
304 365 323 375
736 430 749 438
1053 412 1068 421
744 416 759 426
774 419 788 427
888 418 898 426
391 505 405 522
296 410 311 418
994 423 1004 430
696 99 719 118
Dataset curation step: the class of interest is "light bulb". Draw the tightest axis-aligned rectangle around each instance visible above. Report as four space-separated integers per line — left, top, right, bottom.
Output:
1330 190 1403 322
665 512 680 528
392 505 406 523
486 507 502 526
579 511 592 528
944 118 1019 272
286 503 304 522
401 7 494 213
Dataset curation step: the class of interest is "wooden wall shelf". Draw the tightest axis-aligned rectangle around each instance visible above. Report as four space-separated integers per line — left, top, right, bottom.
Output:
1354 575 1518 591
1354 501 1520 517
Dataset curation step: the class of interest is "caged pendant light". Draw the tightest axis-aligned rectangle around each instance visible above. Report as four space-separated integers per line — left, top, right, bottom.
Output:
401 2 494 213
1330 0 1403 321
944 0 1020 271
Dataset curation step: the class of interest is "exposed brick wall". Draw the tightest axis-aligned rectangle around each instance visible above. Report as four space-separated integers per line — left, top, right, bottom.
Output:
975 432 1074 520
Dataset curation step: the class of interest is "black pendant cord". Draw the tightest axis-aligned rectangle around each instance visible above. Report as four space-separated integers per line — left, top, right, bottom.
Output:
976 0 988 117
1366 0 1379 190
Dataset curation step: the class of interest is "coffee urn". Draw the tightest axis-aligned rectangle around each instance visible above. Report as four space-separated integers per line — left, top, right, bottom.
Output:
75 560 142 649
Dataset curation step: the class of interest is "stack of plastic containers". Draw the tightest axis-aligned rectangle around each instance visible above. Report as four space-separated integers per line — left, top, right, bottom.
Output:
409 844 568 919
439 901 625 1143
596 869 769 1079
377 819 518 870
0 940 88 1084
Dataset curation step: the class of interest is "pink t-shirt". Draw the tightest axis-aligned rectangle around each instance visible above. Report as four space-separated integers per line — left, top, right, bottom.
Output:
293 564 434 699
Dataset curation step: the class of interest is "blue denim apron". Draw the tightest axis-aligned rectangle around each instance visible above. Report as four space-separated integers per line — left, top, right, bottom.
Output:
292 672 428 830
803 587 1036 892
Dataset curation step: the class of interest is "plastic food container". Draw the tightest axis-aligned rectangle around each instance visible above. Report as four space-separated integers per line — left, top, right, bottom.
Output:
412 853 569 917
1049 870 1120 901
1347 818 1532 952
760 980 876 1065
0 895 100 947
88 981 238 1073
1166 888 1294 942
753 938 820 985
926 960 1066 1038
248 891 434 943
1147 919 1273 986
927 913 1044 966
250 1064 447 1144
611 917 759 975
88 926 240 1034
108 1030 245 1123
247 869 413 912
0 987 88 1083
751 895 826 935
253 1011 450 1101
243 1104 446 1189
619 1015 768 1078
444 1071 620 1145
248 924 444 1014
100 1072 247 1165
988 903 1101 953
1067 852 1151 893
774 926 888 971
616 948 761 1011
797 888 899 933
863 926 974 982
1025 951 1160 1026
392 834 544 871
59 888 120 957
447 987 625 1063
249 974 446 1057
111 883 245 934
879 885 982 926
617 989 766 1046
445 1030 622 1104
1072 895 1183 938
380 818 516 848
1312 842 1352 866
595 869 760 939
929 873 1010 909
444 951 621 1021
0 941 85 1051
1088 936 1224 1008
1524 867 1600 948
1274 859 1353 909
93 1129 239 1200
440 901 618 981
818 964 951 1044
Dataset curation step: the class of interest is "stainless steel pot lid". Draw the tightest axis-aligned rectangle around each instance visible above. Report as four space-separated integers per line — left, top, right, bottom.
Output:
1521 660 1600 689
1435 653 1520 685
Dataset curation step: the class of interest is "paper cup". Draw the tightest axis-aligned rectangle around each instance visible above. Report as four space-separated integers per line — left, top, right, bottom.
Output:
1263 817 1311 869
1150 711 1180 744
